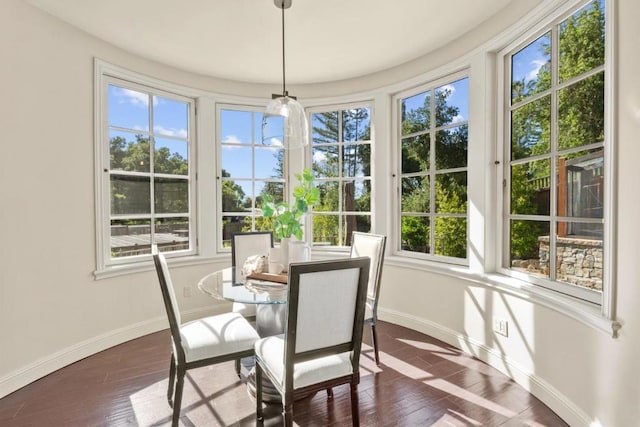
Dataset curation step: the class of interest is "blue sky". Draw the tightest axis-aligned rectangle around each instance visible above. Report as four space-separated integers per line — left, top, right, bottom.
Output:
108 85 189 162
402 77 469 126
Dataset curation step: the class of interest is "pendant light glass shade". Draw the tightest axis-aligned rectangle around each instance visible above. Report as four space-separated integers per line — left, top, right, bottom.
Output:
262 95 309 149
262 0 308 149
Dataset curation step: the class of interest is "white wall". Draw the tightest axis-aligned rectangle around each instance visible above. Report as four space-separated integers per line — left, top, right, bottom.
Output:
1 0 639 426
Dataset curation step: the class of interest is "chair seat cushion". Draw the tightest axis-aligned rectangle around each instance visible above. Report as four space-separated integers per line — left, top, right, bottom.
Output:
180 312 259 363
255 335 353 389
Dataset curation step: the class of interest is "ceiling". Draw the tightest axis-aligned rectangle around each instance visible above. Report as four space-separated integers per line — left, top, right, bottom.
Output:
26 0 519 84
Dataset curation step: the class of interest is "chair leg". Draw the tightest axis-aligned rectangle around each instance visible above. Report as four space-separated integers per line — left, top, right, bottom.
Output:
235 358 241 377
255 363 264 423
167 354 176 407
371 322 380 366
283 400 294 427
172 367 185 427
350 382 360 427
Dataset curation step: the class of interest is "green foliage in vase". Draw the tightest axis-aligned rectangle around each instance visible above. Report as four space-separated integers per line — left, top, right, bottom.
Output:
261 168 320 240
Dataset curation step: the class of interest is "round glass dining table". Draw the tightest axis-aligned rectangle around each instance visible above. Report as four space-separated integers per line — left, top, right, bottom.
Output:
197 267 288 337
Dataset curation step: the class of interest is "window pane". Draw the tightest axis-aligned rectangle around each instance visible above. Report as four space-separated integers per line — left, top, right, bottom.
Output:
435 172 467 214
109 130 150 172
221 146 252 178
558 72 605 150
255 147 283 179
401 91 430 135
341 215 371 245
153 97 188 138
555 221 603 290
313 146 339 178
315 181 339 211
257 181 284 207
511 95 551 160
557 149 604 219
342 144 369 177
435 78 469 128
435 217 467 258
342 108 371 142
108 85 149 130
262 114 284 146
111 175 150 215
511 32 551 103
312 111 339 144
436 125 468 170
154 217 190 252
510 219 550 278
221 178 248 213
342 180 370 212
511 159 551 215
402 135 430 174
401 216 430 253
154 137 188 175
221 110 253 144
221 216 251 247
559 0 605 83
313 214 339 246
155 177 188 214
110 219 151 258
402 176 430 213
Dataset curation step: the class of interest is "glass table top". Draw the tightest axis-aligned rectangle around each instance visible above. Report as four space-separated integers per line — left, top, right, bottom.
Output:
197 267 288 305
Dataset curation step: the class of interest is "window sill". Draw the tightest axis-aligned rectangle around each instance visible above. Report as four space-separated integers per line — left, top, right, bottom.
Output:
384 255 621 338
93 254 230 280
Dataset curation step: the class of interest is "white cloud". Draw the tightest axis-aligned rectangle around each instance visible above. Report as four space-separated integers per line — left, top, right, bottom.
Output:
451 114 465 124
313 151 327 163
116 88 158 107
438 84 456 96
222 134 242 143
526 59 548 81
269 137 283 147
154 126 187 138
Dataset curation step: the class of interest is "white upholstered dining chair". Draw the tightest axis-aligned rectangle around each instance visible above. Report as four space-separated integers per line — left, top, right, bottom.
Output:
152 248 260 427
350 231 387 365
254 257 371 426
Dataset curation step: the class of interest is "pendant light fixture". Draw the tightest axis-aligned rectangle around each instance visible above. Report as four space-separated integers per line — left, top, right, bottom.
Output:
262 0 309 149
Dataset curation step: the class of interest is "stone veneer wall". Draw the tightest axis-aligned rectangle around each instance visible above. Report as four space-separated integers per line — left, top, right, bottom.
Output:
538 236 603 290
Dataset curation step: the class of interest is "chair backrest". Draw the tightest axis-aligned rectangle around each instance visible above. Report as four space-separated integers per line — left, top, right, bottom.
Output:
350 232 387 304
152 248 184 356
231 231 273 282
284 258 370 389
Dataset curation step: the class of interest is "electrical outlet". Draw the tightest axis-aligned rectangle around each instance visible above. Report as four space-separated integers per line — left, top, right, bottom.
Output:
183 286 192 298
493 317 509 337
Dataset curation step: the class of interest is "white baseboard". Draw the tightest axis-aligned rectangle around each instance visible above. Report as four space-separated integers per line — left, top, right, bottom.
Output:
378 308 593 427
0 306 220 399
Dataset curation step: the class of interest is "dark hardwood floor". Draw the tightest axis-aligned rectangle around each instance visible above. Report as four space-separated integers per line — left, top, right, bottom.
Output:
0 321 567 426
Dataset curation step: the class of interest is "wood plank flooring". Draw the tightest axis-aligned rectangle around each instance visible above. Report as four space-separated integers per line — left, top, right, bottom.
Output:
0 321 567 426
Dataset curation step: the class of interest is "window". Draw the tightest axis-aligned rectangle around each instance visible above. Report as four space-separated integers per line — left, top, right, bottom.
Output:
310 105 373 247
217 105 285 247
99 77 195 265
502 0 606 303
397 76 469 262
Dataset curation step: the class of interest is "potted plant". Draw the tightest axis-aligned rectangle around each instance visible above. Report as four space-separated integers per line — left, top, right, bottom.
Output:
261 168 319 265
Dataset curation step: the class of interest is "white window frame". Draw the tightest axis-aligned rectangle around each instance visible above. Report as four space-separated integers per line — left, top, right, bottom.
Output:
94 60 199 276
392 70 470 266
496 0 615 313
306 101 375 248
215 103 288 250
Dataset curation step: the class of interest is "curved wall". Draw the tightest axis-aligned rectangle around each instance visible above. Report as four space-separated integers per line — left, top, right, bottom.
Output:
2 0 639 426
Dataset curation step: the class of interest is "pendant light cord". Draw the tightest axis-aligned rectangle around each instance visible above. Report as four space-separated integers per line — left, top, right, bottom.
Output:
281 1 287 97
